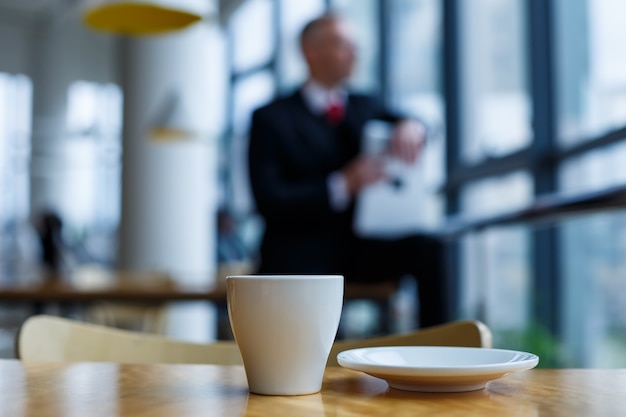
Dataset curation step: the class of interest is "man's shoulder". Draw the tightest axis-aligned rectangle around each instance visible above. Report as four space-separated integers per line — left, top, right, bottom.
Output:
347 91 380 105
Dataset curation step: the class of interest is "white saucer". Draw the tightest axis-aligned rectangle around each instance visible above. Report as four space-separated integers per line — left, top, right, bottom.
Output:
336 346 539 392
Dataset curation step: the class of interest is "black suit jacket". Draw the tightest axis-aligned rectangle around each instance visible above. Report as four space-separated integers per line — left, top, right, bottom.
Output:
248 89 402 274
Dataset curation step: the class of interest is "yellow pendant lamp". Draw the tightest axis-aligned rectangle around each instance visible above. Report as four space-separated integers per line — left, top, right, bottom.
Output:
83 0 212 35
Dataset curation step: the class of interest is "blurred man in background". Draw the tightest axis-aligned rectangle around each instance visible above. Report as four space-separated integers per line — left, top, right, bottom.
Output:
248 14 447 327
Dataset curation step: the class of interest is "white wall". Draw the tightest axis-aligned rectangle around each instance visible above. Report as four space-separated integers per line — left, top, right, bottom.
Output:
0 18 34 76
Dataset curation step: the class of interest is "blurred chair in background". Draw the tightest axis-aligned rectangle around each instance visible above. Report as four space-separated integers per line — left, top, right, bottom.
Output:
16 315 491 366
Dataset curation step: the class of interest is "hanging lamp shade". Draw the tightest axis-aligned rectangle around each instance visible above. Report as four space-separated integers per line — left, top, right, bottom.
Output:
82 0 211 35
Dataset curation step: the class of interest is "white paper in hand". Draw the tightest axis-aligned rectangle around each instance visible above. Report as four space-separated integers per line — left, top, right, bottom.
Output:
354 120 428 239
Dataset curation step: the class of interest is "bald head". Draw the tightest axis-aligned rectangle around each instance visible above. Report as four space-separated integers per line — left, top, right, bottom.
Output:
299 14 356 88
300 14 341 49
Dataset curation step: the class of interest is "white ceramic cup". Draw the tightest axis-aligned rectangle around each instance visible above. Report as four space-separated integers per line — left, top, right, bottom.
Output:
226 275 344 396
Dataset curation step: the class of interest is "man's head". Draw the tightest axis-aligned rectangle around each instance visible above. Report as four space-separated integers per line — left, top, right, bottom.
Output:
300 14 356 88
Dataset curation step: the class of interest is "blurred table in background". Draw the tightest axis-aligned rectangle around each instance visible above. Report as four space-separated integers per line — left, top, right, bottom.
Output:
0 265 404 339
0 267 230 338
0 271 226 304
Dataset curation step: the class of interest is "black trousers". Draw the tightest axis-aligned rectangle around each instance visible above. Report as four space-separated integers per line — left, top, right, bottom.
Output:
343 234 449 328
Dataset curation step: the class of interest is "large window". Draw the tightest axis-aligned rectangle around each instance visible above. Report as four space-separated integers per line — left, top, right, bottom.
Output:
230 0 274 73
0 72 32 278
555 0 626 146
223 0 626 366
458 0 531 164
331 0 380 92
552 0 626 367
387 0 444 229
560 211 626 367
231 72 275 138
453 0 534 351
229 71 275 214
446 0 626 368
388 0 442 123
277 0 325 92
64 81 123 231
559 142 626 195
30 80 125 266
459 172 533 343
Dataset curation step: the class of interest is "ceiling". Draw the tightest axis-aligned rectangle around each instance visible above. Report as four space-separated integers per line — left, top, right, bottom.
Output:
0 0 246 25
0 0 78 20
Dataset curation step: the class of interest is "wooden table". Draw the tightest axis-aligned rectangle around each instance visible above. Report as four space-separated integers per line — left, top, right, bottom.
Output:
0 279 227 303
1 360 625 416
0 275 232 337
0 274 400 337
0 274 396 304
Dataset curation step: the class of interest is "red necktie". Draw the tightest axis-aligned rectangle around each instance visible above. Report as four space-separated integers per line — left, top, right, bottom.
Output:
326 100 344 125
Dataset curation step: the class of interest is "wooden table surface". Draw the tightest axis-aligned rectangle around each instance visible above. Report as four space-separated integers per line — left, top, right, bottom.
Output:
0 277 227 303
1 360 625 416
0 274 396 304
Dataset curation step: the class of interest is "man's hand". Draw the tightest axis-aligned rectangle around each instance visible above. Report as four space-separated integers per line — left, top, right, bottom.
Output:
341 155 386 196
389 119 426 163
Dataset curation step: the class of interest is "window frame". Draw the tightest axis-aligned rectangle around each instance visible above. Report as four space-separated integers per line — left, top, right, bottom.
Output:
443 0 626 337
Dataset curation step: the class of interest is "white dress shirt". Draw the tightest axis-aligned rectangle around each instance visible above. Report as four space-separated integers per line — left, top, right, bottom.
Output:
301 80 346 115
300 80 350 212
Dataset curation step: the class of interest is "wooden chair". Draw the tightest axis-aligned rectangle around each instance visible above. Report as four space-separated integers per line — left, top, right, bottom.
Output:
328 319 492 366
16 315 243 365
16 315 492 366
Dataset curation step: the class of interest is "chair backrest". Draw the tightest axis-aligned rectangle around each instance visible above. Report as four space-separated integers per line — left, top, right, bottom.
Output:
17 315 491 366
16 315 243 365
328 319 492 366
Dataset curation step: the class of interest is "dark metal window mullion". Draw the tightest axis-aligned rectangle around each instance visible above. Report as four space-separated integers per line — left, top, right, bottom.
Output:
443 0 462 320
223 17 236 211
271 0 280 96
528 0 560 337
378 0 388 102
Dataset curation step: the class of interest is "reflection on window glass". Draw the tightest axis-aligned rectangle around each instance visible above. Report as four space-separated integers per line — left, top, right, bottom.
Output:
559 141 626 194
459 172 533 360
558 139 626 366
556 0 626 146
0 73 31 146
330 0 379 92
278 0 326 92
459 0 531 163
460 227 531 331
230 0 274 73
63 81 123 229
230 71 275 216
461 171 533 218
232 71 275 136
66 81 122 139
560 211 626 367
388 0 442 125
387 0 444 229
0 72 32 271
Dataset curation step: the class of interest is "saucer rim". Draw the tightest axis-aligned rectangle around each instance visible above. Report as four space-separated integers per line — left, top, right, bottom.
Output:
336 346 539 377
